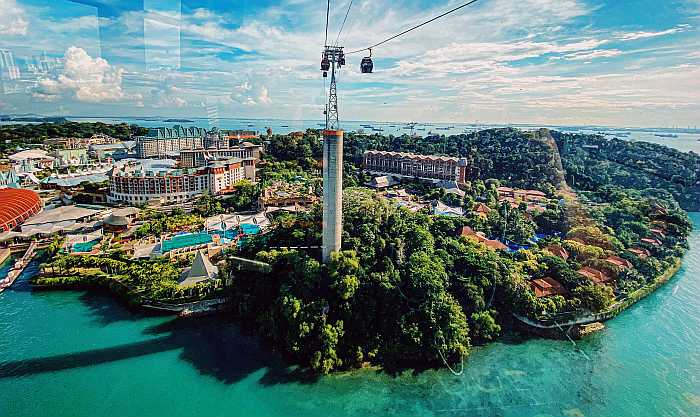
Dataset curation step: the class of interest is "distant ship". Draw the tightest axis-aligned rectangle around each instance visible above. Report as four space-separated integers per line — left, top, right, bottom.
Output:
654 133 679 138
280 125 289 128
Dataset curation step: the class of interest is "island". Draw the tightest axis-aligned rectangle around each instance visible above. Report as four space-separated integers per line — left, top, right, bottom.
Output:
3 123 693 376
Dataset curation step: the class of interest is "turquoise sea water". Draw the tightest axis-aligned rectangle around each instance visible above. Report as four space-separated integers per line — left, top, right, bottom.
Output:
1 214 699 417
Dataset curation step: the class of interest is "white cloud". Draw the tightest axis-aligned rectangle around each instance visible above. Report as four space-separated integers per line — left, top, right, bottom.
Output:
562 49 623 60
0 0 28 36
618 25 689 41
34 47 139 103
258 86 272 105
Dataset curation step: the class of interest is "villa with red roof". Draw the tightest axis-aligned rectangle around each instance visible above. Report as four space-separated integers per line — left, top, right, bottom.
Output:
605 255 633 270
530 277 568 298
578 266 614 285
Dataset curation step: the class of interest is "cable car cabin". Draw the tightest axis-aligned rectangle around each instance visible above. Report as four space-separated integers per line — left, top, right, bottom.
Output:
321 55 330 71
360 57 373 73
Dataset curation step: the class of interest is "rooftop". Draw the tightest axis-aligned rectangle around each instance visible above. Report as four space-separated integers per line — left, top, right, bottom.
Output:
23 205 102 226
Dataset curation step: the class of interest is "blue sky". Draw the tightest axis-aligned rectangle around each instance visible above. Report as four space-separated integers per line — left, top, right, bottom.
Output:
1 0 699 127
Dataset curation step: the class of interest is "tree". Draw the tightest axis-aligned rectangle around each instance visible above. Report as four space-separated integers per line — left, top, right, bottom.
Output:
470 310 501 344
573 284 614 312
194 192 224 217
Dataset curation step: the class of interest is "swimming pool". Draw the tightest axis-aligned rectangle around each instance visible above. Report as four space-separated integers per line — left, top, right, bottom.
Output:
72 239 100 253
161 233 213 252
161 224 262 252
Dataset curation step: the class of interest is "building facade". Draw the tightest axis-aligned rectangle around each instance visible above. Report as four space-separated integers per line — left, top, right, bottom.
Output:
179 143 262 168
363 150 468 183
108 158 254 204
135 126 208 158
204 129 258 149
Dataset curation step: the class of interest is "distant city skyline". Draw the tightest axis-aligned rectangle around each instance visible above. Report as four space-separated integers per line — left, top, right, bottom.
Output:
1 0 699 127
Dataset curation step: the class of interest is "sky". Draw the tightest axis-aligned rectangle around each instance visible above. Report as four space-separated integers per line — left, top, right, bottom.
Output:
0 0 699 127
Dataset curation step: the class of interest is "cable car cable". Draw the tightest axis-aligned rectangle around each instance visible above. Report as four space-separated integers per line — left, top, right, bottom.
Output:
334 0 354 46
346 0 481 54
324 0 331 46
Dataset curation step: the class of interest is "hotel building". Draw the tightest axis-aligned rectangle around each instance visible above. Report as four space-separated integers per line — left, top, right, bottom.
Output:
179 143 262 168
363 150 468 183
107 158 255 204
135 126 208 158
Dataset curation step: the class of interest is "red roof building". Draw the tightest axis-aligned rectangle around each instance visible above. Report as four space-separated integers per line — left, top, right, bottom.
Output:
473 202 492 218
577 266 614 285
641 237 662 246
0 188 42 232
530 277 568 298
605 255 633 270
545 245 569 260
459 226 508 251
628 247 650 259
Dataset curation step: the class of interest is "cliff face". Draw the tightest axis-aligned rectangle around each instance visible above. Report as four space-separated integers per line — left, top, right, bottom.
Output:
550 130 700 212
532 129 567 189
466 128 568 191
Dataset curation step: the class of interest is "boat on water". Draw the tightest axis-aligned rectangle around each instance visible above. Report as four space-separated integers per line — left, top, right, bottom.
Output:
655 133 679 138
280 125 289 128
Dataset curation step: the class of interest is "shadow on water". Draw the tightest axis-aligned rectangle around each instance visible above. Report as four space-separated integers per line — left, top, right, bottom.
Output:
76 291 145 326
0 299 319 386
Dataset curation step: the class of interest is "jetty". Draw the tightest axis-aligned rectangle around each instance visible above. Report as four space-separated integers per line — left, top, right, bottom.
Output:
0 241 38 293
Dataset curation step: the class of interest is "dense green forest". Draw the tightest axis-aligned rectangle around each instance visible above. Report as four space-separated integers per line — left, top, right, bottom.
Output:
0 122 148 151
230 185 689 374
229 128 692 374
551 131 700 211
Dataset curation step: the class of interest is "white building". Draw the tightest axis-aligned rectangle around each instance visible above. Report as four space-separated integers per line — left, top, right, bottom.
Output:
107 158 254 205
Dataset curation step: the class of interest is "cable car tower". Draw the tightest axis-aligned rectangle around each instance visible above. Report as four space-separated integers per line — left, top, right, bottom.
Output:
320 45 345 263
321 46 344 130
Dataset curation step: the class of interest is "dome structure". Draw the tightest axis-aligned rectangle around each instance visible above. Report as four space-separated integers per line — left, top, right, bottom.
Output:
0 188 42 232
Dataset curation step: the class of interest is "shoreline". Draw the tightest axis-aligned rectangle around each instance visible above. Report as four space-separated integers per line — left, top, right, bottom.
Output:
515 257 683 337
30 273 229 316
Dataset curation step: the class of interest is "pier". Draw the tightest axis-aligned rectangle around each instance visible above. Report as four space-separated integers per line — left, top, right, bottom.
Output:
0 241 37 293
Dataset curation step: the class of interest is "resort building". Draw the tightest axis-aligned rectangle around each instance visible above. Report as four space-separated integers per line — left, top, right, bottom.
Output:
204 129 258 149
577 266 613 285
135 126 208 158
459 225 508 251
45 134 119 149
89 141 136 161
530 277 568 298
50 148 89 166
363 150 468 183
260 181 318 208
628 247 650 259
0 169 20 188
433 201 463 217
8 149 55 172
135 126 260 158
473 202 492 219
605 255 633 270
19 205 104 236
179 144 262 169
497 187 549 213
544 245 569 260
108 158 255 204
